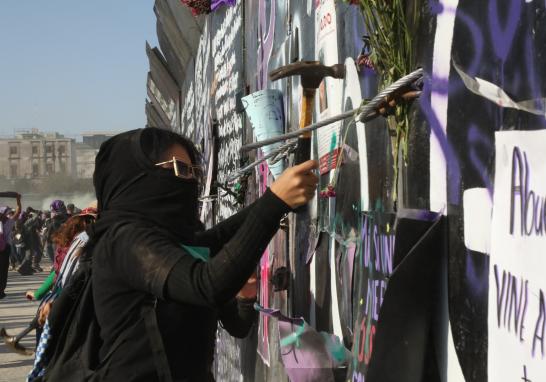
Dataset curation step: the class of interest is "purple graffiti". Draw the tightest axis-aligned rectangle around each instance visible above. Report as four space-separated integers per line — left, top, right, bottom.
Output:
532 289 545 358
488 0 522 64
257 0 276 90
493 264 528 342
431 5 483 92
510 146 546 237
364 278 387 321
429 3 483 76
465 249 488 296
361 217 394 276
419 78 462 205
211 0 236 12
456 10 484 77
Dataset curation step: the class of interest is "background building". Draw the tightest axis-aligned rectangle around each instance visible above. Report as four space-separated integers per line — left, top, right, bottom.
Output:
0 129 76 180
75 131 117 178
81 131 118 149
74 144 99 179
0 129 118 181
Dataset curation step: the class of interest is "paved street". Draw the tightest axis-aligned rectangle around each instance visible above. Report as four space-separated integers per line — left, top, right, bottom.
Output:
0 265 51 382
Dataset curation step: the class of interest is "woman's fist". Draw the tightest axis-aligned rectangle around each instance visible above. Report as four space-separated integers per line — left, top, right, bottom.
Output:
270 160 319 209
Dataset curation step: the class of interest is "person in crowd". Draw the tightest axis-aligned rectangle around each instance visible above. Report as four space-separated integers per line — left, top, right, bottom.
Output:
39 211 51 262
0 193 21 298
66 203 81 217
2 208 20 270
88 128 318 381
42 200 68 268
13 219 31 275
25 205 94 301
17 208 44 274
0 212 9 299
27 207 97 381
27 208 45 272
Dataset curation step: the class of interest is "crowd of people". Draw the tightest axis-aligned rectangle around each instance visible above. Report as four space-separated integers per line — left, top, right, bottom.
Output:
0 127 318 381
0 195 97 378
0 197 85 296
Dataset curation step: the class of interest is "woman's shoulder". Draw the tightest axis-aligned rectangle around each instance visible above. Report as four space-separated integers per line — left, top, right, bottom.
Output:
111 220 161 235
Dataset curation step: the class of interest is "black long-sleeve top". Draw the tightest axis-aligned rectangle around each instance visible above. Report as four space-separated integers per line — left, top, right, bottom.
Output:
92 189 290 382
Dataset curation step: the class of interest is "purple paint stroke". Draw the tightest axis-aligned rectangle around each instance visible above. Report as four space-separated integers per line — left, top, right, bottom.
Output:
429 1 444 15
465 249 488 297
430 4 483 75
532 289 545 358
349 5 377 96
210 0 236 11
385 234 395 276
350 5 364 58
372 228 394 276
488 0 522 63
397 208 441 222
456 10 484 77
257 0 276 90
361 215 394 276
381 233 394 276
431 77 450 95
431 5 484 91
467 124 494 197
420 77 462 206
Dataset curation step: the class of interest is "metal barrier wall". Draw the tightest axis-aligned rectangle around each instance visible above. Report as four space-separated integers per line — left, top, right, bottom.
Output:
146 1 546 381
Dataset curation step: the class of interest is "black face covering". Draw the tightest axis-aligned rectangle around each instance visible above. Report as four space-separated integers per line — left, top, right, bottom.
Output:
91 129 200 243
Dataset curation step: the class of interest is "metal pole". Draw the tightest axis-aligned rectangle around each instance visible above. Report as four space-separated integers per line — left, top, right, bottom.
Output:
240 68 424 152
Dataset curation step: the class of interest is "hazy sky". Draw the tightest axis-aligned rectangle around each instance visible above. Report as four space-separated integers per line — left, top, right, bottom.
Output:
0 1 158 139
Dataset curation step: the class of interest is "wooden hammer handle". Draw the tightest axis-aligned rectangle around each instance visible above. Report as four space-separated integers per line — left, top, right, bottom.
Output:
295 88 315 165
299 89 315 136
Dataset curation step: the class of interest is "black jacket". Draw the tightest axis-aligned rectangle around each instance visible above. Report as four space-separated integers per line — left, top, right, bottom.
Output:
92 189 289 382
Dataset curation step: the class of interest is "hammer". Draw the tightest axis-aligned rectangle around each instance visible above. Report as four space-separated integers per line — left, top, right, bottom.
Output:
0 316 38 356
269 61 345 165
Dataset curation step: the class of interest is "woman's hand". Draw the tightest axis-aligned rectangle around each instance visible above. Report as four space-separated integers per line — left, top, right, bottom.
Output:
270 160 319 209
25 291 34 301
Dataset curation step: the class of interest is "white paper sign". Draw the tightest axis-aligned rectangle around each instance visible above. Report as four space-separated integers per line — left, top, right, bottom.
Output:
242 89 285 179
489 130 546 381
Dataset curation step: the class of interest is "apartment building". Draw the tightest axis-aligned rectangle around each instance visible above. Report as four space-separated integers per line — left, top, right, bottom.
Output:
0 129 76 179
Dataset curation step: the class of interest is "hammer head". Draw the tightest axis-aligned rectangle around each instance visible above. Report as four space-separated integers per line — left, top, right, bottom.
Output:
0 327 34 356
269 61 345 89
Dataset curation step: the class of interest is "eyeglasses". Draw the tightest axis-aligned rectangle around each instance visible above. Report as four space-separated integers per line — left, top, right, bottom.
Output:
155 156 203 180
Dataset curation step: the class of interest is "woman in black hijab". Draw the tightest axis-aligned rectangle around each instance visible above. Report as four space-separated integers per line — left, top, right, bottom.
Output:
90 128 318 381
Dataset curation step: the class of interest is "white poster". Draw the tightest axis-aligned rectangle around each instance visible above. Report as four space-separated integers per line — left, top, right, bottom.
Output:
488 130 546 381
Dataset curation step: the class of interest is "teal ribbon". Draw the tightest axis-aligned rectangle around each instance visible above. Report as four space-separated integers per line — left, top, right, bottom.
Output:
280 323 306 348
321 332 348 363
181 245 211 262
